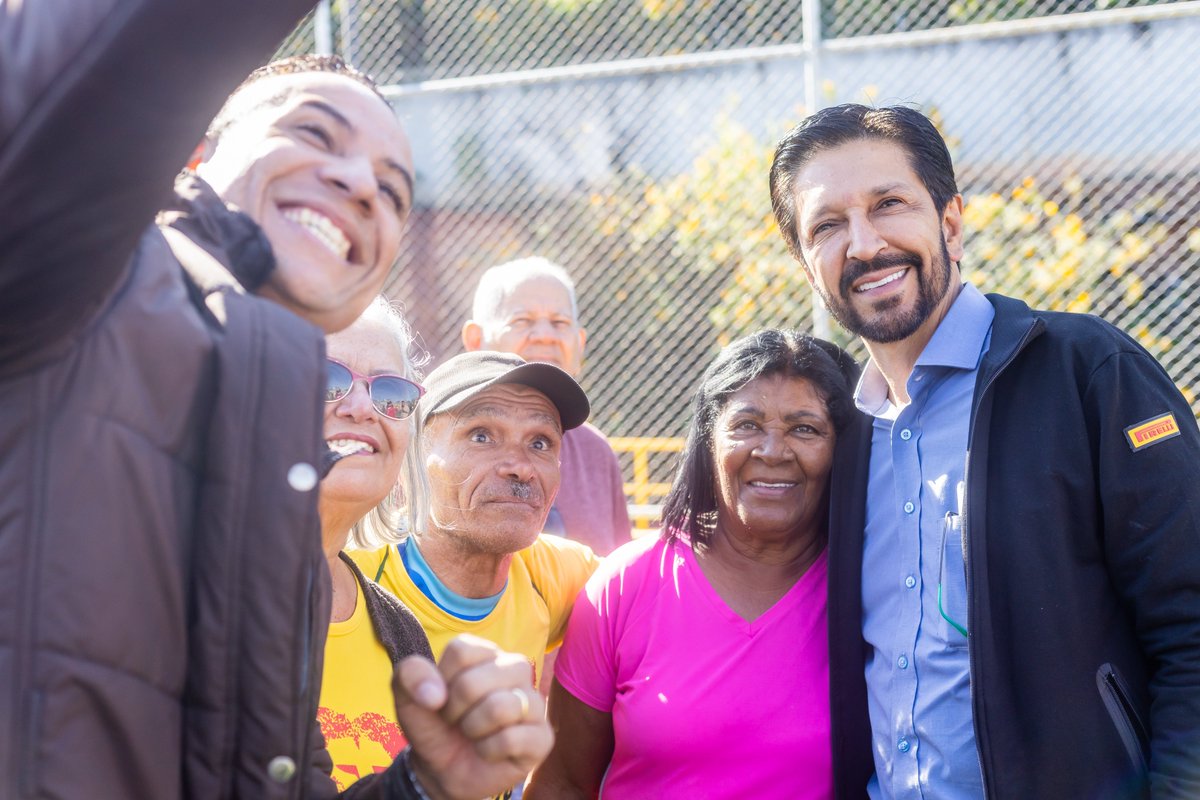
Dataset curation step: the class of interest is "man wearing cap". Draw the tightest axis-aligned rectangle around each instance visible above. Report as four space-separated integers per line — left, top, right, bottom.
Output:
462 257 632 555
355 351 601 713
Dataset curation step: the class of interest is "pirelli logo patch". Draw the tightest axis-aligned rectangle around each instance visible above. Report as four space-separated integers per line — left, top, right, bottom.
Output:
1124 412 1181 452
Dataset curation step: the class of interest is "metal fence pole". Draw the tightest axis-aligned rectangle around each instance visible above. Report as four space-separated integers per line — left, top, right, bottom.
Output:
339 0 356 65
314 0 333 56
802 0 832 341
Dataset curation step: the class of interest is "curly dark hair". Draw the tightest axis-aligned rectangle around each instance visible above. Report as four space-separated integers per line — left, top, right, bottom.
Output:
206 54 386 144
660 329 859 548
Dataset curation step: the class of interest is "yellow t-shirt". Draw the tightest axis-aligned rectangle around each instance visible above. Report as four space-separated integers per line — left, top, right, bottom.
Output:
352 534 600 687
317 579 406 790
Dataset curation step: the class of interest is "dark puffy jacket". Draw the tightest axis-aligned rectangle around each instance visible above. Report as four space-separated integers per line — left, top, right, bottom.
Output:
0 2 416 798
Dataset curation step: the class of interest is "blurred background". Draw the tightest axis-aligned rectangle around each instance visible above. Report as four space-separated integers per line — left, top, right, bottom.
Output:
279 0 1200 521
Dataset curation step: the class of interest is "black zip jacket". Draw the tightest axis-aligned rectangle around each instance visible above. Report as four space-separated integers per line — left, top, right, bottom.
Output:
828 293 1200 799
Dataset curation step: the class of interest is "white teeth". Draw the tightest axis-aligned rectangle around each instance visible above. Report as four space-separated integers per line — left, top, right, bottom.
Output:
327 438 375 456
750 481 795 488
856 268 907 292
283 207 352 261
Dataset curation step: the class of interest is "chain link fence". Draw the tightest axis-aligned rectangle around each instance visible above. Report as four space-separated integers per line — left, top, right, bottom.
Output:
280 1 1200 499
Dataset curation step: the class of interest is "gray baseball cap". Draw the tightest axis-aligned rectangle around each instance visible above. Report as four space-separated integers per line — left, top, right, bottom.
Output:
419 351 590 430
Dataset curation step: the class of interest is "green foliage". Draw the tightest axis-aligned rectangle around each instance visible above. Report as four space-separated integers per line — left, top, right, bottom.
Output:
628 111 818 348
589 108 1189 417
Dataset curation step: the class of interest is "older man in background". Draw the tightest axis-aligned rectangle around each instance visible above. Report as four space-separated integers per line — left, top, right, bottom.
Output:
462 258 632 555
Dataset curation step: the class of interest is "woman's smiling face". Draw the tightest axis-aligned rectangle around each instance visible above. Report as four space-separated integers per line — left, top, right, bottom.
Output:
711 373 836 544
321 315 414 516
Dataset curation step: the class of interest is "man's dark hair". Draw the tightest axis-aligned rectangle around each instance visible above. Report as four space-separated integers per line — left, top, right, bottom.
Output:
769 104 959 264
206 54 386 144
659 329 859 548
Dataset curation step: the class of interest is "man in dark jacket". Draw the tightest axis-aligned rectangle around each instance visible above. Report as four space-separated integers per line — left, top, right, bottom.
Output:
0 2 549 799
768 104 1200 799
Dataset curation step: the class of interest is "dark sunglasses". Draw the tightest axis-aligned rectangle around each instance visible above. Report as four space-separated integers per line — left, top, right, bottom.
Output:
325 358 424 421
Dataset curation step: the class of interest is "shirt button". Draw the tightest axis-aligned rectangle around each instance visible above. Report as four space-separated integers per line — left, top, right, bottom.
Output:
287 462 318 492
898 655 909 669
898 738 911 753
905 575 916 588
900 428 912 440
903 501 915 514
267 755 296 783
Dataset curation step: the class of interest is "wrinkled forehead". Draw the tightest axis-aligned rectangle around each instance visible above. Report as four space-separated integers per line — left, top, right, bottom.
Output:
436 383 563 431
793 140 922 206
494 276 575 318
325 314 409 374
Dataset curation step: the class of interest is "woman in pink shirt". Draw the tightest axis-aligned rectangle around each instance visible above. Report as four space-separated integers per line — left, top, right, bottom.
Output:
525 330 860 800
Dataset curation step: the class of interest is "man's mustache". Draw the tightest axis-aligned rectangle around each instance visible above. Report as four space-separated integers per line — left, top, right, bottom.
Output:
839 252 922 297
478 480 542 504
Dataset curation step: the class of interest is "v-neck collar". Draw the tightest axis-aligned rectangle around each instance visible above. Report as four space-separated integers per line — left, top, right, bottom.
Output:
679 539 827 636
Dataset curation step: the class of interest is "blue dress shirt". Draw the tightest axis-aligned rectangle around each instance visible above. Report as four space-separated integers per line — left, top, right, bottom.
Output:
856 283 994 800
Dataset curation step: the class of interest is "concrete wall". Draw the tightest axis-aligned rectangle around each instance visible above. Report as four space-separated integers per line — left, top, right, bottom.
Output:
391 14 1200 205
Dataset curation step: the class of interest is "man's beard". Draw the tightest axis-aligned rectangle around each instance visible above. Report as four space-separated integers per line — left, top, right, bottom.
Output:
815 237 954 344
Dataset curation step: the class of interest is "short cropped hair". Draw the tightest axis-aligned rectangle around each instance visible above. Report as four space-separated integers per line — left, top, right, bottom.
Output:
472 257 579 324
345 297 431 549
206 54 386 146
769 104 959 263
660 329 859 549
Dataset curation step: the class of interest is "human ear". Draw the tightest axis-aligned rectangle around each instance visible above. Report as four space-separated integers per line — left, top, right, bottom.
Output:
942 194 965 264
462 321 484 351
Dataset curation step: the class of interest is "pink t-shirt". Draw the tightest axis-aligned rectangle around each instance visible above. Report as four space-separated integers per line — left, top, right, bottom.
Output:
556 535 832 800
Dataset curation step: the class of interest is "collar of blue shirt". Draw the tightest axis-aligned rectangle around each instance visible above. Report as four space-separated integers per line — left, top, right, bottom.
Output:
854 282 996 418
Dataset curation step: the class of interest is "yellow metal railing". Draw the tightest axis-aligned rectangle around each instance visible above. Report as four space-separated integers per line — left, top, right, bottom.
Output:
609 436 685 531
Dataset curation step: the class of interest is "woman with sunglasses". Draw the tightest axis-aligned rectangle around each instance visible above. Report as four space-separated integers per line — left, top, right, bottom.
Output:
317 297 435 790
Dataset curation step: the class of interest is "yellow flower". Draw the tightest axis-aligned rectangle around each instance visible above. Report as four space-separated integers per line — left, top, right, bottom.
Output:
1187 228 1200 253
1111 210 1135 231
1042 200 1060 217
1121 233 1150 262
472 6 499 24
1124 277 1144 305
